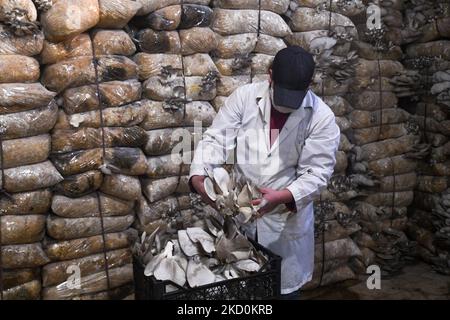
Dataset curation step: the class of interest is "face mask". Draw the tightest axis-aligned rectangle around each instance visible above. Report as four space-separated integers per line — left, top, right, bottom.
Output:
269 85 296 114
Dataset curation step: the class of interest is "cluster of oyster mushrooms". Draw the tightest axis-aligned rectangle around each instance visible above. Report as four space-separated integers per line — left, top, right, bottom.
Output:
203 166 263 223
133 216 268 289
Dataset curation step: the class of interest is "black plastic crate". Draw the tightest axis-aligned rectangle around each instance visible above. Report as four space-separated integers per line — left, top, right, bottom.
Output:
133 240 281 300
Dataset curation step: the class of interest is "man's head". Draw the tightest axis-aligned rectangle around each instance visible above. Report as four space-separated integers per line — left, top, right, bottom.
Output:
269 46 315 111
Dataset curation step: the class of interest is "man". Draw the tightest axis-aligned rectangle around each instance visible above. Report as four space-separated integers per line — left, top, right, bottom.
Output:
189 46 340 298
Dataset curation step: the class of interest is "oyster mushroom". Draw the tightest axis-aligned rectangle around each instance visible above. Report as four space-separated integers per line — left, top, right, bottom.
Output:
142 227 159 264
229 250 252 261
187 255 216 288
144 244 167 277
236 182 259 222
238 207 254 222
213 167 230 196
186 227 216 254
132 227 161 264
172 239 188 272
153 258 186 287
214 274 227 283
204 176 217 201
203 167 260 222
144 241 187 287
204 216 222 237
234 259 261 273
204 168 231 199
223 265 240 280
236 183 252 207
201 257 220 269
216 219 254 263
178 229 201 257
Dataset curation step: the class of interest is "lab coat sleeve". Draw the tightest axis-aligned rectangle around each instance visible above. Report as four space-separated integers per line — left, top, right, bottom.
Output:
286 111 340 212
189 87 243 180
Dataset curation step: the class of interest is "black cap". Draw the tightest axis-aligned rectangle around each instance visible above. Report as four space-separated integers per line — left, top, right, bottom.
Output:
272 46 315 109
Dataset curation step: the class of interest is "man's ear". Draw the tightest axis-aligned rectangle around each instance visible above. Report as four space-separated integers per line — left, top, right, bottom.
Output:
268 68 273 84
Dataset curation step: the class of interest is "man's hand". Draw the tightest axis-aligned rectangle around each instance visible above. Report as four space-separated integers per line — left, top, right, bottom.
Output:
252 188 294 218
190 175 216 207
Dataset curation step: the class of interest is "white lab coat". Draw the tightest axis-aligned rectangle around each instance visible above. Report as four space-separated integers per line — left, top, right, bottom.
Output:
189 80 340 294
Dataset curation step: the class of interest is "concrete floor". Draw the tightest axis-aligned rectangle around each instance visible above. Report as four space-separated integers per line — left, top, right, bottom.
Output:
128 261 449 300
299 262 450 300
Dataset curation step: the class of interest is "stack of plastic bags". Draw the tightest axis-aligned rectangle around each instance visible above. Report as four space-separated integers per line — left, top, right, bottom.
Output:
129 0 218 236
38 0 143 300
345 0 423 276
284 0 364 288
0 0 449 300
404 0 450 275
0 0 61 300
210 0 291 110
